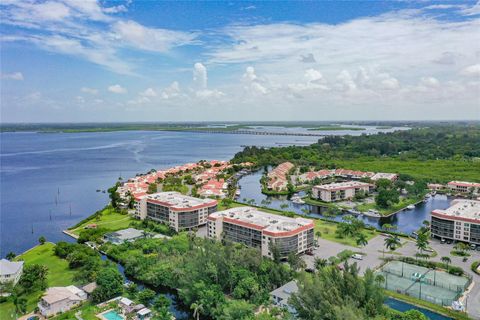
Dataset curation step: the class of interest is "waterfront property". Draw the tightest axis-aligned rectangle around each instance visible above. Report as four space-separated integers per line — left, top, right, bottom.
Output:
207 206 314 258
312 181 372 202
198 178 228 198
447 181 480 194
136 191 218 232
270 280 298 314
38 285 87 317
430 199 480 245
104 228 145 245
267 162 294 191
0 259 23 285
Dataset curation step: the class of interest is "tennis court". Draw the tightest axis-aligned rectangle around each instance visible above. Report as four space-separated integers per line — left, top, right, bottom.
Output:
376 261 470 306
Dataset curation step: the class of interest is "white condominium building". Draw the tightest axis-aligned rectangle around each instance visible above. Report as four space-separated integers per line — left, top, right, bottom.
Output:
431 199 480 245
207 207 314 258
136 191 217 232
312 181 372 202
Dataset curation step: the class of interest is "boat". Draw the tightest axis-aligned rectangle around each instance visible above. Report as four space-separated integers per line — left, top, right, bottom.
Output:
347 209 361 215
363 209 381 218
235 190 241 197
407 204 415 210
291 195 305 205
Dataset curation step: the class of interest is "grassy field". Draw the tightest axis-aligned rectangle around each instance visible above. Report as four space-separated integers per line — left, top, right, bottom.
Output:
335 158 480 183
69 206 134 236
356 197 420 216
0 243 78 320
314 220 378 247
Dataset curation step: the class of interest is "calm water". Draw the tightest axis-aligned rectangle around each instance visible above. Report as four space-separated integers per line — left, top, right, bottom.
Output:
237 170 452 234
385 298 453 320
0 130 323 256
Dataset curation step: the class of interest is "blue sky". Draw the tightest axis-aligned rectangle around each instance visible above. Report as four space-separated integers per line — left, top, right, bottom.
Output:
1 0 479 122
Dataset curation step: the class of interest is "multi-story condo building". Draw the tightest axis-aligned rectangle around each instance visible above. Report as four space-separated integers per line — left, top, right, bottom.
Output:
207 207 314 258
312 181 372 202
136 191 217 232
447 181 480 194
430 199 480 245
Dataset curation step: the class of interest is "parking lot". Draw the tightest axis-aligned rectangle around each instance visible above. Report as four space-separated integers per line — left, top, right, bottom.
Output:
302 235 480 319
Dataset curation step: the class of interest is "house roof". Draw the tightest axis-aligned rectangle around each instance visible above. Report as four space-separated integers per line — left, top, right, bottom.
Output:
41 286 85 305
0 259 23 276
81 282 97 294
270 280 298 302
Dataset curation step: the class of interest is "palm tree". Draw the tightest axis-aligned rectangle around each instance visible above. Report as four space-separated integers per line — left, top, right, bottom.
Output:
441 256 451 270
314 258 328 271
416 233 429 257
191 302 203 320
384 235 401 256
356 233 368 247
375 274 385 288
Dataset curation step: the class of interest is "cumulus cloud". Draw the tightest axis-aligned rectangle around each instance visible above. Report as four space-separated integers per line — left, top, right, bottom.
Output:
81 87 98 94
193 62 208 89
108 84 127 94
140 88 157 97
420 77 440 87
242 66 268 94
161 81 181 99
1 72 23 80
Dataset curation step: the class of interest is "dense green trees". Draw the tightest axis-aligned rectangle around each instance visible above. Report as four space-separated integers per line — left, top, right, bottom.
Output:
102 233 292 319
290 263 385 320
91 268 124 303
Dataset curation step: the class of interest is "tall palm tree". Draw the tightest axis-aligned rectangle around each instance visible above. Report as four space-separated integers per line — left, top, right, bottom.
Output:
416 233 429 257
441 256 451 270
384 235 401 256
191 302 204 320
356 233 368 247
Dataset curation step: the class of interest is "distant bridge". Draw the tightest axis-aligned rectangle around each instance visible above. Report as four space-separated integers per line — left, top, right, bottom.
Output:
174 129 326 137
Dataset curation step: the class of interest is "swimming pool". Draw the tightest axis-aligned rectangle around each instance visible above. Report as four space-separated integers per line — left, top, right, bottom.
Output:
101 310 125 320
385 298 453 320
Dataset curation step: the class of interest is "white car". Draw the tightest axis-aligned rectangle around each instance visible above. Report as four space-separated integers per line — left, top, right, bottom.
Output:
351 254 363 260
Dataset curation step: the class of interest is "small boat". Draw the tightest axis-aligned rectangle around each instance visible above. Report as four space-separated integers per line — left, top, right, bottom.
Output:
348 209 361 215
407 204 415 210
291 195 305 204
235 190 241 196
363 209 381 218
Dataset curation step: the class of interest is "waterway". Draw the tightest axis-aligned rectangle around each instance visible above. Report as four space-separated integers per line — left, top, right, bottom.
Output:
385 298 453 320
237 169 452 234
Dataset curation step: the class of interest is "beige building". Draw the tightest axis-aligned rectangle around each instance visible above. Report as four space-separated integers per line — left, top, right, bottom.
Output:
0 259 23 285
207 207 314 258
431 199 480 245
447 181 480 194
312 181 372 202
38 286 87 317
136 191 217 231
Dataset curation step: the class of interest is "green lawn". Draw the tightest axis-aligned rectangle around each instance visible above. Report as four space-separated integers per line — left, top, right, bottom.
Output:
314 220 378 247
0 243 79 320
69 206 134 236
356 197 420 216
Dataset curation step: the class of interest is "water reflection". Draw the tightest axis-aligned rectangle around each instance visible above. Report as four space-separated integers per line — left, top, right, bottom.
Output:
237 170 452 234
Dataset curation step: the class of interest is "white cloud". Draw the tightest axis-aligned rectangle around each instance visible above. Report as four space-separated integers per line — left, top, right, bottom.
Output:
242 66 269 94
195 89 225 99
161 81 181 99
81 87 98 94
420 77 440 87
193 62 208 89
108 84 127 94
140 88 157 97
112 20 196 53
336 70 357 91
103 5 128 14
1 72 23 80
460 2 480 16
461 64 480 76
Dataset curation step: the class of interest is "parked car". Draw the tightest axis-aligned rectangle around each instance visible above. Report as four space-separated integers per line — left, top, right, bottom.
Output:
305 250 314 256
440 238 446 244
352 254 363 260
470 244 477 250
446 239 453 244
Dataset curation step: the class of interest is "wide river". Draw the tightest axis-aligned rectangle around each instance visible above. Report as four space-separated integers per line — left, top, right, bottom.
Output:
0 125 415 256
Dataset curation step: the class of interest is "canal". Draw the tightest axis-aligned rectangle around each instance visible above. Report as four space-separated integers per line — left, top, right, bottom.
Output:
237 170 452 234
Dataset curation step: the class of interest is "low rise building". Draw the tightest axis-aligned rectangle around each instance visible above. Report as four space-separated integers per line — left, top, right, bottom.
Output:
267 162 294 191
447 181 480 194
136 192 217 231
0 259 23 285
38 286 87 317
104 228 145 245
370 172 398 181
428 183 445 191
207 207 314 258
431 199 480 245
312 181 372 202
270 280 298 314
